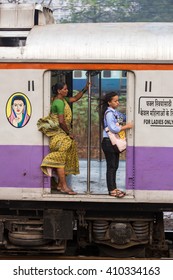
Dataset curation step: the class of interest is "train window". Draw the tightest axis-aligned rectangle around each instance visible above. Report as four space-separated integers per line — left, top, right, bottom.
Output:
0 37 26 47
74 70 82 78
103 70 111 78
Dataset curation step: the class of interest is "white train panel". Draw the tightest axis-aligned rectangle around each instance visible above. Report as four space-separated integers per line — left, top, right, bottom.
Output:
0 69 45 146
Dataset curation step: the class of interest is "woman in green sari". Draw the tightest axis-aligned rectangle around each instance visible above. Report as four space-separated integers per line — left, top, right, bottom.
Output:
38 82 88 195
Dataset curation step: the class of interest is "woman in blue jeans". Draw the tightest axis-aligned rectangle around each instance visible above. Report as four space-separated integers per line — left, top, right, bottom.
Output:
101 92 133 198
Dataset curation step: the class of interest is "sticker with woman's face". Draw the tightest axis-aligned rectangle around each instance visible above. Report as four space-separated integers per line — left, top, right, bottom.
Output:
6 93 31 128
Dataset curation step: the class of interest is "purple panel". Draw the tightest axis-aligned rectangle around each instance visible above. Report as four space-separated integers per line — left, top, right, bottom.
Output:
2 145 172 191
0 145 50 188
126 146 173 190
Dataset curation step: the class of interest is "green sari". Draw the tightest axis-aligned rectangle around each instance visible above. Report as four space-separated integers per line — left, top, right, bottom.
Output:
37 99 79 176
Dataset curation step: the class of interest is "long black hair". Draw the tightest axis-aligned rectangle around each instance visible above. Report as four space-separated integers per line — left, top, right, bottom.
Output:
100 91 118 127
52 82 66 95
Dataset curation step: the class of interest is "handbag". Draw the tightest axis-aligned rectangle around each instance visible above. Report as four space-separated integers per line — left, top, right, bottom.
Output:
105 127 127 152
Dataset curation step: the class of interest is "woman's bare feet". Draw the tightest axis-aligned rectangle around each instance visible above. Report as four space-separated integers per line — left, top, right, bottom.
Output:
60 186 77 195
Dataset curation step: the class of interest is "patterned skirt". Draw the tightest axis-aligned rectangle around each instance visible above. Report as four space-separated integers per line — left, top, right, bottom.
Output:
41 132 79 176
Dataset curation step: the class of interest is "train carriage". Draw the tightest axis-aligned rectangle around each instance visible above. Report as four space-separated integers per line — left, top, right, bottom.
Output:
73 70 127 94
0 3 173 257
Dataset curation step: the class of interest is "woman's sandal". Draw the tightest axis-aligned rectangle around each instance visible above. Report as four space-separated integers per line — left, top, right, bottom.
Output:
116 189 126 198
109 189 118 197
109 189 126 198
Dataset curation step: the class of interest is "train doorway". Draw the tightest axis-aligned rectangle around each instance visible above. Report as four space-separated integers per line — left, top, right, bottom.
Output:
72 70 128 195
43 69 133 196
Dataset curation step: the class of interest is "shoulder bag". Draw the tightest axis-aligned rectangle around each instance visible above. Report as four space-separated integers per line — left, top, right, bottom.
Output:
105 127 126 152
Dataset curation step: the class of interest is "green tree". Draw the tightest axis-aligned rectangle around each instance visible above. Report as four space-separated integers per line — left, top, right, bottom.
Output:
122 0 173 22
60 0 134 23
59 0 173 23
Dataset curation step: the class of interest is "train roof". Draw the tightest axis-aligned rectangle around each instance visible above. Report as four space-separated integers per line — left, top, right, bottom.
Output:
1 22 173 63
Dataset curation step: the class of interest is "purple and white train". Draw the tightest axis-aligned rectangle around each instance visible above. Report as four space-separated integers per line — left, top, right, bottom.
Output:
0 3 173 257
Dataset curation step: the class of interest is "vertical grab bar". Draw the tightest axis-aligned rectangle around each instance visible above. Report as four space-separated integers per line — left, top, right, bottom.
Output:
98 72 102 161
87 73 92 194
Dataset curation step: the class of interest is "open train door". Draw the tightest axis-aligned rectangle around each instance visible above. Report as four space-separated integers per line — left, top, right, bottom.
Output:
42 69 73 194
71 69 135 197
41 69 136 197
